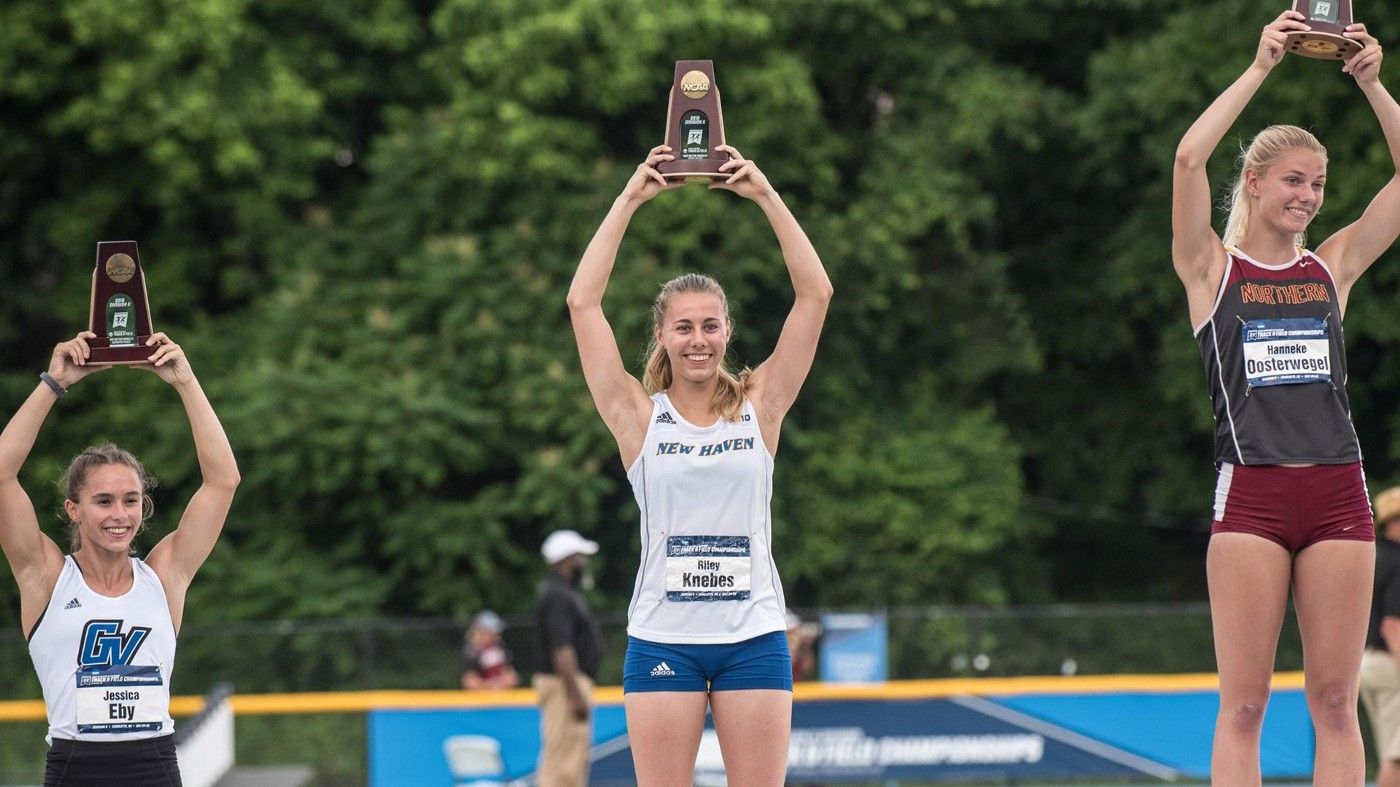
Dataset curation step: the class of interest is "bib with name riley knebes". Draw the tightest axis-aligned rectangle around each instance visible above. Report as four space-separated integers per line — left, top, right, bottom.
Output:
626 393 787 644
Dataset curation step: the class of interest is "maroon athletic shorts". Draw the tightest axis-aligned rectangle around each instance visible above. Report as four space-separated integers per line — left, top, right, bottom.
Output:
1211 461 1374 552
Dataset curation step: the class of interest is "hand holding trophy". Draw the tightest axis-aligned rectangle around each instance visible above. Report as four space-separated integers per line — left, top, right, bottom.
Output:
1285 0 1364 60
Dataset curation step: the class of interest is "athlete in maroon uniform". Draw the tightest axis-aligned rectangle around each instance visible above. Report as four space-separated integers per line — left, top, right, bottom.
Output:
1173 11 1400 784
460 610 518 691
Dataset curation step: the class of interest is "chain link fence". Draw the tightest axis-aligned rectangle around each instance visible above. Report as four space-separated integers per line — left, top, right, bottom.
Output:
0 601 1305 700
0 602 1315 785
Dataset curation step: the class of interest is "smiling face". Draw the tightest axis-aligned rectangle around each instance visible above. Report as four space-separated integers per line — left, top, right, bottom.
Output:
65 463 145 555
656 291 731 387
1246 147 1327 242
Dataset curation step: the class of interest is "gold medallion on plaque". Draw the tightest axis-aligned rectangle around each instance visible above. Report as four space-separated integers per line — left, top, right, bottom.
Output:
680 70 710 100
105 253 136 284
1302 39 1339 55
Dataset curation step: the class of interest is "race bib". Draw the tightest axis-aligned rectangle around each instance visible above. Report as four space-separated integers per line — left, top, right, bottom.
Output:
75 664 167 734
665 536 751 602
1241 318 1332 388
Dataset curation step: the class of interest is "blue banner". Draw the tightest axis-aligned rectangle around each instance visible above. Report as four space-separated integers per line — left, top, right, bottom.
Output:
368 684 1313 784
368 705 631 786
818 612 887 683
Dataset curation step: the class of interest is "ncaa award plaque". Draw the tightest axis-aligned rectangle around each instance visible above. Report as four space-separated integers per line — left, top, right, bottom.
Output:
87 241 155 364
657 60 729 183
1286 0 1363 60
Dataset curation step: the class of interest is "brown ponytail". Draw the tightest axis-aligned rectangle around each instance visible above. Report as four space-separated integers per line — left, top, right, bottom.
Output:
58 443 156 551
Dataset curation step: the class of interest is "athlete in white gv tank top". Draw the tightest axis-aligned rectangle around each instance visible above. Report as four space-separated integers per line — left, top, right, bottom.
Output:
625 392 786 644
28 555 177 743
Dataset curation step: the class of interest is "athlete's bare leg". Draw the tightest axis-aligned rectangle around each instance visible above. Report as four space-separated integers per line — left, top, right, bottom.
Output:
1294 538 1373 786
624 691 709 787
1208 532 1292 786
711 689 792 787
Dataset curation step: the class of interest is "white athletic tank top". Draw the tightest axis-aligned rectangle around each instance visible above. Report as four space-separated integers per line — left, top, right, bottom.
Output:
28 556 177 743
625 392 786 644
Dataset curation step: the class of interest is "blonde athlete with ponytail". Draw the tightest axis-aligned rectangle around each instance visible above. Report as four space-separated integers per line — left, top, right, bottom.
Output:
569 144 831 786
1173 11 1400 784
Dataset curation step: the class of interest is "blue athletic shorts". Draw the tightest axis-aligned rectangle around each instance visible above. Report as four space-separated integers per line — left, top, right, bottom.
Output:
622 631 793 693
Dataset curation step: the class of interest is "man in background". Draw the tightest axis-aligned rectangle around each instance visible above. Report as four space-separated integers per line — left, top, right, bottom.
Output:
533 530 603 787
1362 486 1400 787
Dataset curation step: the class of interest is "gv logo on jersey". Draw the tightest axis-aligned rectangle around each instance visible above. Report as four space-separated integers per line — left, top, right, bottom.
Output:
78 620 151 667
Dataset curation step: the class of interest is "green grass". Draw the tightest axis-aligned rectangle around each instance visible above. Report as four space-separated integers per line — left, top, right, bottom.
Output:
0 720 47 785
0 715 363 787
233 713 365 786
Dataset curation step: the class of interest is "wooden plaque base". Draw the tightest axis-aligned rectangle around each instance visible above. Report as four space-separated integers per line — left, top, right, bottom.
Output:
1286 0 1362 60
1286 30 1362 59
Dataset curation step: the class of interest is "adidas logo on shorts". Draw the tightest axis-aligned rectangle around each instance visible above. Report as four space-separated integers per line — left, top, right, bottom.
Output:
63 598 81 610
656 412 676 425
650 661 676 677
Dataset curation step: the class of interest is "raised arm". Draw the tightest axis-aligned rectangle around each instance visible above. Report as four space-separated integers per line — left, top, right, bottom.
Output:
710 146 833 446
142 334 239 629
1316 26 1400 297
567 146 680 465
1174 11 1306 323
0 333 107 633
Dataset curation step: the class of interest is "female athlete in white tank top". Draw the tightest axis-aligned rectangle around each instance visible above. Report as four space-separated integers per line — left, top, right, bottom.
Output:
0 331 239 785
626 392 785 643
569 144 831 786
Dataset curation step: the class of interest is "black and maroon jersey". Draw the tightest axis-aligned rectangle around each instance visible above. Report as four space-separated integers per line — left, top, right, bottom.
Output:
1194 247 1360 466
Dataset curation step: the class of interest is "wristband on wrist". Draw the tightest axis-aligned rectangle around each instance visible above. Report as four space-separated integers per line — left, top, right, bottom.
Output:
39 372 67 398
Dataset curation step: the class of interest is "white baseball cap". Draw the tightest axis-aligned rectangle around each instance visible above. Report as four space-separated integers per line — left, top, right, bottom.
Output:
470 610 504 634
541 530 599 565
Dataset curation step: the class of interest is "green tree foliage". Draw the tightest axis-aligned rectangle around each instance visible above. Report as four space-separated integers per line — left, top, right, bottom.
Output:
0 0 427 625
2 0 1399 682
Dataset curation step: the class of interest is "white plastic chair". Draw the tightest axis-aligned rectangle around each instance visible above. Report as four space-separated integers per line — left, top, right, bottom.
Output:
443 734 506 786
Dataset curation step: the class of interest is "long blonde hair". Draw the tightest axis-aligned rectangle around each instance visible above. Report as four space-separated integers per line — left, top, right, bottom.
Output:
642 273 750 422
1222 125 1327 249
